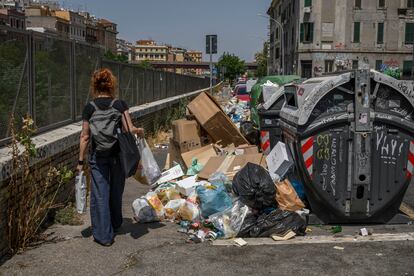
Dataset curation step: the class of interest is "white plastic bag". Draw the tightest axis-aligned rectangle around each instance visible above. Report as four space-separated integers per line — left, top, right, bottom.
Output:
137 138 162 185
132 198 159 223
209 200 250 239
75 171 87 214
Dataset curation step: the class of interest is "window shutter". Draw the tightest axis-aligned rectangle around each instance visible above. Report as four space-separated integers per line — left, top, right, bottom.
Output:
300 23 304 42
310 23 314 42
377 23 384 44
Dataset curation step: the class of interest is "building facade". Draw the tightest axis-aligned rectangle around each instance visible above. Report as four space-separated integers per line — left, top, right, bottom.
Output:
0 8 25 29
97 19 117 53
187 50 203 75
134 39 168 62
26 6 69 37
268 0 414 79
54 10 85 42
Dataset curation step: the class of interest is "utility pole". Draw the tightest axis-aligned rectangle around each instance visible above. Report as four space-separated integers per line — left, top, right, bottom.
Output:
206 34 217 93
209 35 213 94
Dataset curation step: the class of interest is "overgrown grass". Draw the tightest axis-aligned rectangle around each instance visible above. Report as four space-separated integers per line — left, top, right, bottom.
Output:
54 204 83 226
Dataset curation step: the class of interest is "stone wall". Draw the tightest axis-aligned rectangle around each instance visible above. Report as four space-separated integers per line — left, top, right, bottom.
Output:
0 85 216 260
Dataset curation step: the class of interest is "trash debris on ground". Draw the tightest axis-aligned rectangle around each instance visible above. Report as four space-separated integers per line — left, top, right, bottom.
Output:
233 238 248 247
196 182 233 218
359 228 373 236
275 179 305 212
187 92 249 146
232 163 276 210
130 90 316 244
330 226 343 234
271 230 296 241
333 246 345 250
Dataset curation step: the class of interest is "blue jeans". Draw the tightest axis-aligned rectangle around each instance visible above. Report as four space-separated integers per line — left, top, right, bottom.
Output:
89 152 126 244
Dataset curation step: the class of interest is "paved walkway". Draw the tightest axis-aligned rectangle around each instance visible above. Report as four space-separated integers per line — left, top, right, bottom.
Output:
1 150 414 275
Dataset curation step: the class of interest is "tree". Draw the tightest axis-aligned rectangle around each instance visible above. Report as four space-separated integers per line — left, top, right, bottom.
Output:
255 42 268 78
217 52 246 82
103 50 128 63
137 60 153 70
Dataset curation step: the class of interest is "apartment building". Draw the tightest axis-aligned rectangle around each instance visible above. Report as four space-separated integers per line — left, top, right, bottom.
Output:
187 50 203 75
135 39 168 62
54 10 85 42
268 0 414 79
0 7 25 29
26 6 69 37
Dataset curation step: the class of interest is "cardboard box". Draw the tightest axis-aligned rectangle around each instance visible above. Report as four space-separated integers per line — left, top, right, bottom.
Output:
198 153 265 180
187 92 249 147
168 139 186 169
172 119 200 143
181 144 217 168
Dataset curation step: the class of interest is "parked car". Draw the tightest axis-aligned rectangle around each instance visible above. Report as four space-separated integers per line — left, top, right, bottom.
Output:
233 84 250 102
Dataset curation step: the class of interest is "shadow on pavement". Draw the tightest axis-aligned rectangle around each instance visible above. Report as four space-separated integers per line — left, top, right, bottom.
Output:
80 218 166 240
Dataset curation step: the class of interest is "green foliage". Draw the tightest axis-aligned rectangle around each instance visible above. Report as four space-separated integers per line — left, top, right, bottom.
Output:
255 42 268 78
55 203 83 226
104 50 129 63
217 53 246 82
137 60 153 70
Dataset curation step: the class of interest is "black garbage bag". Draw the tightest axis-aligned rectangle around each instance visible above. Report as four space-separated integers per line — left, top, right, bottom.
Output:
232 163 276 210
249 209 307 237
240 121 259 145
237 212 258 238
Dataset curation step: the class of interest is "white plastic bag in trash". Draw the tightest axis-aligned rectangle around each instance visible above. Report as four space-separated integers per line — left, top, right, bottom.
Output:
132 198 159 223
209 200 250 239
262 80 280 102
75 171 87 214
137 138 162 185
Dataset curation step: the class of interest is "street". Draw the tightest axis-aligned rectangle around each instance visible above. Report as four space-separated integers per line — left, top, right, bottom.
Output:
1 149 414 276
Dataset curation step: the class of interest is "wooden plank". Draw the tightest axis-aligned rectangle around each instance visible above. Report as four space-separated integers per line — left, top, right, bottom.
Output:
400 202 414 221
212 232 414 246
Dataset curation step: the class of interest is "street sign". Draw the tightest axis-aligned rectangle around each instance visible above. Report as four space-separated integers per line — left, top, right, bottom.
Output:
206 34 217 54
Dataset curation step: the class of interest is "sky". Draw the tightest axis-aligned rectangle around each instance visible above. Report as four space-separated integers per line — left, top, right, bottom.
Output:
59 0 272 62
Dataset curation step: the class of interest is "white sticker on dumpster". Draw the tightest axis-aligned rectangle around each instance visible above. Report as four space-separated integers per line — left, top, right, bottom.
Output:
266 142 293 179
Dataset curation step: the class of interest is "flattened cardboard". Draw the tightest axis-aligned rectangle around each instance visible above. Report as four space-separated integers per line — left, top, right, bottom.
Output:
172 119 200 143
187 92 249 147
198 153 265 180
181 144 217 168
168 138 187 169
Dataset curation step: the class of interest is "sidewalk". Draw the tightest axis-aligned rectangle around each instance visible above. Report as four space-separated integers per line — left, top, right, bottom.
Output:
1 150 414 275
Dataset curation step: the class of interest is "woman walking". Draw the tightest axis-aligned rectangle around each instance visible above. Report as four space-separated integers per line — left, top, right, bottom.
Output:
77 68 144 246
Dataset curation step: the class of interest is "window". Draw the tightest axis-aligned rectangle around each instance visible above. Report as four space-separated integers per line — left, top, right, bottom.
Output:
300 22 314 43
352 60 359 69
304 0 312 7
276 48 280 59
378 0 385 8
325 60 334 72
276 27 279 40
375 60 383 70
403 60 412 77
408 0 414 8
353 22 361 43
377 22 384 44
355 0 361 9
406 23 414 44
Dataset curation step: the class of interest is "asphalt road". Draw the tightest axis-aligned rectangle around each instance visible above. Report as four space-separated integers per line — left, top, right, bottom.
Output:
1 149 414 276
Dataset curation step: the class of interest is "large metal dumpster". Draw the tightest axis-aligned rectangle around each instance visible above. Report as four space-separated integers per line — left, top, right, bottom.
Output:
279 70 414 223
258 86 286 154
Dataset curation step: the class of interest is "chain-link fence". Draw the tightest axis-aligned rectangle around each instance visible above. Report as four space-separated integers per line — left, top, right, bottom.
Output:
0 26 209 145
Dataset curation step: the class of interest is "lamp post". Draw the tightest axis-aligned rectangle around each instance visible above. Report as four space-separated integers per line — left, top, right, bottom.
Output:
258 13 285 75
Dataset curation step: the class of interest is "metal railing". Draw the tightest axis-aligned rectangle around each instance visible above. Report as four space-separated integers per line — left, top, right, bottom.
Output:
0 26 209 145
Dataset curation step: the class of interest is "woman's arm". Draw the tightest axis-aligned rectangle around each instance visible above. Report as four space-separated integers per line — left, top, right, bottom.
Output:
122 111 144 137
77 121 90 171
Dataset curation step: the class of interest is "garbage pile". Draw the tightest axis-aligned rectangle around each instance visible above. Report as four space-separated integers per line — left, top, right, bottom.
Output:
132 91 309 243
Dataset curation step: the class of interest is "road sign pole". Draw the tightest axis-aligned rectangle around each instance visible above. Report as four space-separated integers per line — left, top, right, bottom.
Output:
209 35 213 94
